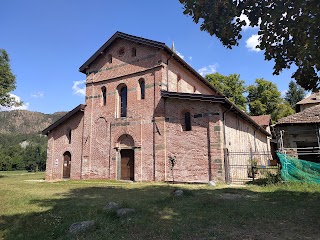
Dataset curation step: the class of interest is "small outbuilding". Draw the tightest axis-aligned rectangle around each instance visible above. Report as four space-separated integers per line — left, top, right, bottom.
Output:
275 105 320 163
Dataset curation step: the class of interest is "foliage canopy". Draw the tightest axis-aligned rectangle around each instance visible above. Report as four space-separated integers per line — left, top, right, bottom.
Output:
206 72 247 111
179 0 320 91
0 49 20 107
284 80 306 110
247 78 282 118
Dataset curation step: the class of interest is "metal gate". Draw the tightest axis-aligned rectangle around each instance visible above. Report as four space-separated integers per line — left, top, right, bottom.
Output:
224 148 275 184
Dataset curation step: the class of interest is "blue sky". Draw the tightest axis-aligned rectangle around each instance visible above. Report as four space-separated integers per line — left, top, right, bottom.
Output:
1 0 296 113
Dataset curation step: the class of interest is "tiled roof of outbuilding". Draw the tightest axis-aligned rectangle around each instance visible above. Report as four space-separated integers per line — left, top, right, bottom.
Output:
250 115 271 127
296 92 320 105
276 105 320 124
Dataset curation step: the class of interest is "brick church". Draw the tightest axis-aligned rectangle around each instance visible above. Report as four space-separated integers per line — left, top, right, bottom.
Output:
43 32 270 183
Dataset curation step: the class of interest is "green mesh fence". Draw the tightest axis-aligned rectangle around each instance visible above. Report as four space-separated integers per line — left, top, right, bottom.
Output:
277 152 320 183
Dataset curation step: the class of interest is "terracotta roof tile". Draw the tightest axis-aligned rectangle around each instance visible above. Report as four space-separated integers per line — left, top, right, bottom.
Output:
250 115 271 126
297 92 320 105
277 105 320 124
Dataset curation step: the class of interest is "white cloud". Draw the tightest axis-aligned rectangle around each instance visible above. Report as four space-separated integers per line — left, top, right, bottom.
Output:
0 94 29 111
176 51 184 59
72 80 86 96
246 34 261 52
239 14 251 30
234 13 260 30
198 64 218 76
30 92 44 98
188 56 192 61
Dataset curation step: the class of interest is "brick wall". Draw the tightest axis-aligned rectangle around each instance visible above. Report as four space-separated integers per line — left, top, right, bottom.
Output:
45 36 269 184
164 98 224 182
45 111 84 180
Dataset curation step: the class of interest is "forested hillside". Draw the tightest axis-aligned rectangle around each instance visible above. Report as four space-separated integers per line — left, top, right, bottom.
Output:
0 110 66 171
0 110 65 134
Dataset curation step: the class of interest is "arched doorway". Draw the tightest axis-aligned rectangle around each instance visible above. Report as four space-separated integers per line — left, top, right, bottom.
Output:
63 151 71 178
117 134 135 181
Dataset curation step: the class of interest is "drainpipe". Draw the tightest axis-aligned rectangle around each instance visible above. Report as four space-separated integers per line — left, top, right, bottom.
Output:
108 121 112 179
222 106 233 148
164 97 167 181
153 69 156 181
222 106 233 184
80 111 85 179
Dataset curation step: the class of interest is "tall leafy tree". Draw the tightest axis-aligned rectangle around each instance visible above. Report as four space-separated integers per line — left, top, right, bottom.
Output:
271 101 295 122
206 72 247 111
0 49 20 107
247 79 281 117
179 0 320 91
284 80 306 110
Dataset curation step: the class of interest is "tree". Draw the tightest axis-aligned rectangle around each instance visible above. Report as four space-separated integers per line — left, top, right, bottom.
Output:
247 78 281 117
285 80 306 110
206 72 247 111
271 101 295 122
0 49 20 107
179 0 320 91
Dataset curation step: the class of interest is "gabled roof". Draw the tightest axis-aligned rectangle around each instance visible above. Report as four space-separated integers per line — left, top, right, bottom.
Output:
297 92 320 105
79 32 166 73
161 91 271 136
250 115 271 127
276 105 320 125
42 104 86 135
79 31 222 96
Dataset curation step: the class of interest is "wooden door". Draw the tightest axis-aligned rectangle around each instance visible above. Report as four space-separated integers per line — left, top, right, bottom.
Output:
120 149 134 180
63 152 71 178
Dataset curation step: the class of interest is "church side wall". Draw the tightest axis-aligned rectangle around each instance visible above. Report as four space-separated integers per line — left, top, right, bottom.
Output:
45 111 84 180
223 109 270 182
164 98 224 183
224 110 269 153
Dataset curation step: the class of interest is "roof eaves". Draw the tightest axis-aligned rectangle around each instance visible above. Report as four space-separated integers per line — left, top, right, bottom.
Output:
161 91 270 136
223 98 271 136
163 46 223 96
42 104 86 135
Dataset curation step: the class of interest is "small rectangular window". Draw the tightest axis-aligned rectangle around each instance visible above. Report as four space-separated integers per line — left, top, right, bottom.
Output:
184 112 192 131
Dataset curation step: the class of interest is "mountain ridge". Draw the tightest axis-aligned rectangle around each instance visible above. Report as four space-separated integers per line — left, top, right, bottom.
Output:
0 110 67 135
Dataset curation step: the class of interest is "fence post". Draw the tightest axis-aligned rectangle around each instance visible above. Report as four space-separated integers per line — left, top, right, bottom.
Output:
250 147 255 182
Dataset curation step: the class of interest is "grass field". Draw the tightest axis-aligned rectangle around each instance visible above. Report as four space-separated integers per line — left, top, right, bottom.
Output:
1 171 320 240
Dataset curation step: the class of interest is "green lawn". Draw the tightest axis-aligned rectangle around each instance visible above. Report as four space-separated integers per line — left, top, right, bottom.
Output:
0 171 320 240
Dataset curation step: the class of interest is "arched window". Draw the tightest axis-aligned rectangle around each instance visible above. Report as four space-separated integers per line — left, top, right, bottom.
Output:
118 85 127 117
118 47 125 56
139 78 145 100
132 47 136 57
108 54 112 63
67 128 72 144
184 112 192 131
177 74 181 92
101 86 106 106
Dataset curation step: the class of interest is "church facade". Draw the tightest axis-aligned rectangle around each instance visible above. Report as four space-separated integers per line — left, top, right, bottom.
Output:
43 32 270 183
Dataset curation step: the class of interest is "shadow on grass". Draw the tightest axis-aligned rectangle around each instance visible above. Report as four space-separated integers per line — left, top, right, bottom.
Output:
1 183 320 240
